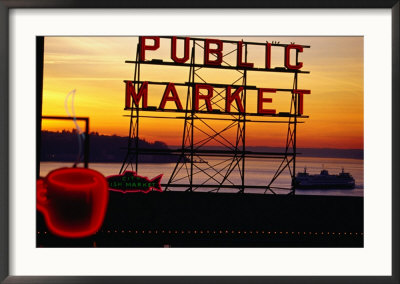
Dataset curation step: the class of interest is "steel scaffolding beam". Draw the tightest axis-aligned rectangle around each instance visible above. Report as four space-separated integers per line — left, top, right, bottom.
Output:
120 37 309 194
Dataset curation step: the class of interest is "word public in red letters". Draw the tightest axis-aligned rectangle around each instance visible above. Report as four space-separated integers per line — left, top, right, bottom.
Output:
139 36 304 70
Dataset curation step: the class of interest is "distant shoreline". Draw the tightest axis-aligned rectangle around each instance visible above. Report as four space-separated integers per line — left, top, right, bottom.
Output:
168 146 364 160
40 130 363 162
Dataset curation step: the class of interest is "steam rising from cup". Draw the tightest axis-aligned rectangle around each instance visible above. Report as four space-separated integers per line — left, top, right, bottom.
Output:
64 89 85 167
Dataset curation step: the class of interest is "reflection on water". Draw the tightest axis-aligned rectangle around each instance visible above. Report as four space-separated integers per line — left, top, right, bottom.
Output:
40 156 363 197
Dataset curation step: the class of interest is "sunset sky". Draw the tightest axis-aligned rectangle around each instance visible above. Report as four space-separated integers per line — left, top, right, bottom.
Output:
41 36 363 149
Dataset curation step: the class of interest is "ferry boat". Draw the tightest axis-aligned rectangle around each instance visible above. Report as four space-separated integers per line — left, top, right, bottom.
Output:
294 168 355 189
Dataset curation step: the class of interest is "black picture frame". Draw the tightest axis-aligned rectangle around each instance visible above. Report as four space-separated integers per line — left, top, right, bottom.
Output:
0 1 398 283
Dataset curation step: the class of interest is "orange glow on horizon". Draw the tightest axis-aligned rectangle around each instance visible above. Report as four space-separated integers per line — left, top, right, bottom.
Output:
42 36 363 149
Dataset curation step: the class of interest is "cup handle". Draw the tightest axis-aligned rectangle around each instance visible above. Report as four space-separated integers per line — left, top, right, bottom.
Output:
36 179 48 211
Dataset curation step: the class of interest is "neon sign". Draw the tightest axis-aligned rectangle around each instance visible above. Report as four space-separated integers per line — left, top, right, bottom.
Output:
37 168 109 238
140 36 304 69
125 36 311 115
107 171 163 193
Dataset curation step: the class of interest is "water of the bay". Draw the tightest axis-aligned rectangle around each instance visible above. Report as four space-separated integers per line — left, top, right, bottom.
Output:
40 156 363 197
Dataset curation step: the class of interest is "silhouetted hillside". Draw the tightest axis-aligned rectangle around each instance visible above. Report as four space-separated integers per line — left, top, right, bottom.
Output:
168 145 363 159
41 130 363 163
40 130 180 163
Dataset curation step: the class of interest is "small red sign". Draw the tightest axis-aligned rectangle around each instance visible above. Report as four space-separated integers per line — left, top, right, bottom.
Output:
107 171 163 194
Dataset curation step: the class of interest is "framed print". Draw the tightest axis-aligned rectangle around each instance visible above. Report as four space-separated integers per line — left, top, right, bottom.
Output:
37 35 365 249
1 1 399 283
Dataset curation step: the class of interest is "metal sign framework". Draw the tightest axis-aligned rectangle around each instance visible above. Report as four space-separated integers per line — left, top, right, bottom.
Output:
120 37 310 194
41 116 90 168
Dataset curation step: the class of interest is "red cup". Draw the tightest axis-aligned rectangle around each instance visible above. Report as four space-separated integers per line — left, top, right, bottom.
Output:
37 168 109 238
